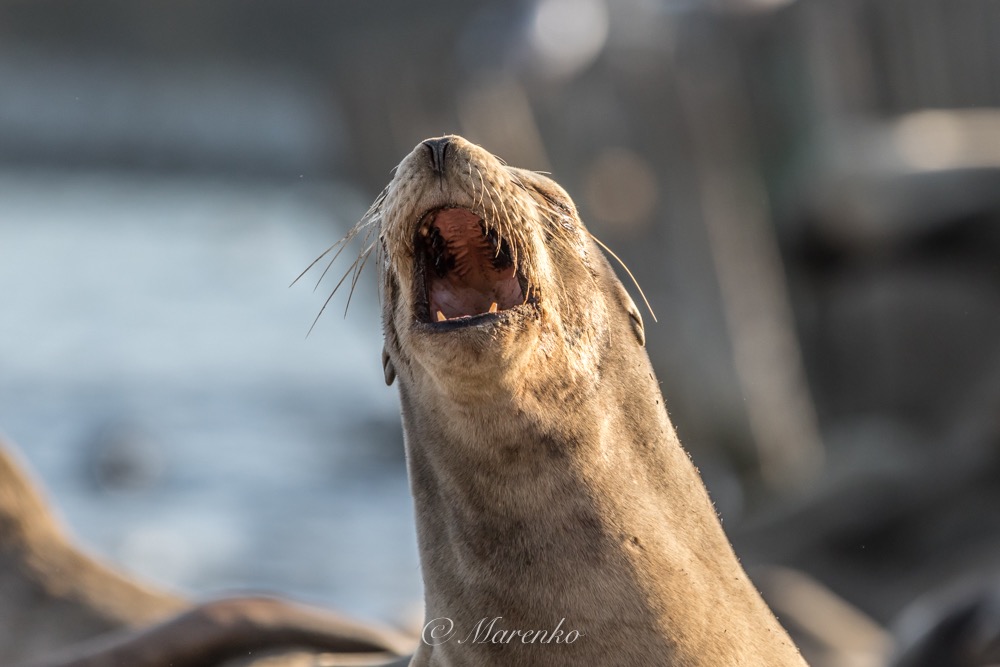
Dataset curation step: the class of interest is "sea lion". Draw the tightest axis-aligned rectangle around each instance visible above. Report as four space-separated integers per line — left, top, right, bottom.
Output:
369 135 808 666
0 438 413 667
0 438 184 661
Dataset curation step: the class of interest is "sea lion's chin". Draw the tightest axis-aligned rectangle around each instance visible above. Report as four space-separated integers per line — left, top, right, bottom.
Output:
411 205 538 331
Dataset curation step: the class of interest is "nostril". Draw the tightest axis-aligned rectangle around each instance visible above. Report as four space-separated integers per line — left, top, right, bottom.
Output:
422 137 451 175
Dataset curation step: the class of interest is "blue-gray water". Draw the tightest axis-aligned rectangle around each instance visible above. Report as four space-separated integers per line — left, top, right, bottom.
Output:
0 170 423 625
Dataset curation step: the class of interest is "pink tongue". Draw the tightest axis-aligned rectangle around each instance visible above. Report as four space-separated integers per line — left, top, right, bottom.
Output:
427 209 522 320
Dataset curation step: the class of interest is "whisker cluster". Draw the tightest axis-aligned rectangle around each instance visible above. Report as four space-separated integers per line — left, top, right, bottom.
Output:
293 158 654 334
291 186 388 336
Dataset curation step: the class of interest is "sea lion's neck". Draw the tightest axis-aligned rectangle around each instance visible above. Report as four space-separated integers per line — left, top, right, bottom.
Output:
397 326 806 666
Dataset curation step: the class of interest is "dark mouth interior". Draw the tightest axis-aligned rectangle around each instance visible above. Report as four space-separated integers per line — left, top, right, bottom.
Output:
416 207 525 323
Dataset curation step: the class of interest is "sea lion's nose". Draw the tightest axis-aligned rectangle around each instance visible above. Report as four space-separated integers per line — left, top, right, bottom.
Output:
422 137 451 175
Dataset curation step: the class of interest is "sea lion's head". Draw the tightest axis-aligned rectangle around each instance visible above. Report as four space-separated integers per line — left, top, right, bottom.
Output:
373 135 644 404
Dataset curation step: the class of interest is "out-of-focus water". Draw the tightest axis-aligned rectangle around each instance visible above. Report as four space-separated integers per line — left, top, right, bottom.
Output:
0 170 423 624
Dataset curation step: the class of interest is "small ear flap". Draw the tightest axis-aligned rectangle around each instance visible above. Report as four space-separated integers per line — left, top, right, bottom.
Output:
382 345 396 386
616 283 644 347
627 296 645 347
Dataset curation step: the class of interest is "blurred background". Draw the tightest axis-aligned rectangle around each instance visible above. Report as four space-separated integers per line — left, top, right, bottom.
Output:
2 1 1000 665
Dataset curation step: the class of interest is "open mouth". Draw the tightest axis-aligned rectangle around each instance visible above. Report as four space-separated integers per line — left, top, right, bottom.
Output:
414 207 530 327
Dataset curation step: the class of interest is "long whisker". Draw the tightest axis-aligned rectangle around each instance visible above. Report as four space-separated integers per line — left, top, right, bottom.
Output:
308 250 369 334
292 188 386 290
484 180 517 271
313 230 363 291
307 282 340 337
490 187 517 258
469 162 482 213
295 186 388 334
475 167 487 215
589 233 657 322
345 249 373 315
290 242 337 288
344 235 378 316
